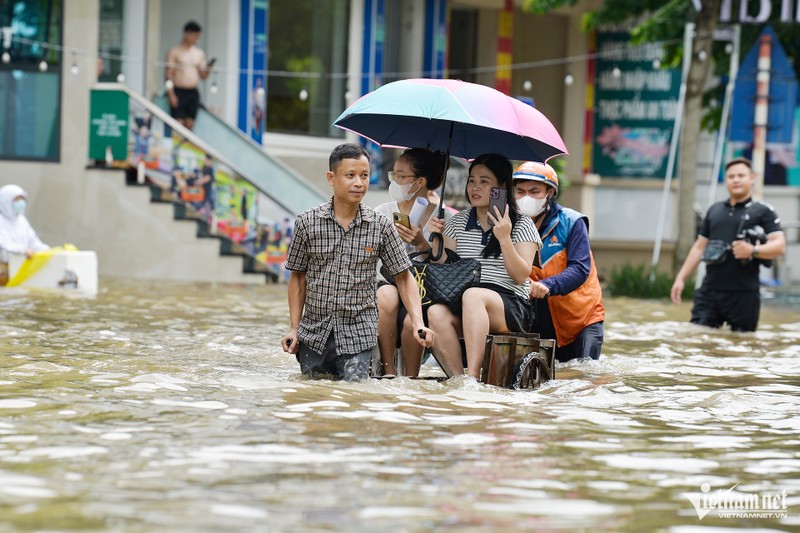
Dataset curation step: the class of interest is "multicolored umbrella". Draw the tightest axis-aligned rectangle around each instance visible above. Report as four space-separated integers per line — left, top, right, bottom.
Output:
333 78 568 258
333 78 568 163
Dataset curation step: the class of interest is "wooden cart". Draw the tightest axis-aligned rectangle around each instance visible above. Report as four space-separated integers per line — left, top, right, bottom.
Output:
375 332 556 389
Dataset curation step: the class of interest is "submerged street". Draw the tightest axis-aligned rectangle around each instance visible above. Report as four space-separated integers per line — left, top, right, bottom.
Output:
1 280 798 531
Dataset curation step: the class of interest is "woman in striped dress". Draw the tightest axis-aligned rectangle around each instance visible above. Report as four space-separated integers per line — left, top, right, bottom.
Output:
427 154 542 378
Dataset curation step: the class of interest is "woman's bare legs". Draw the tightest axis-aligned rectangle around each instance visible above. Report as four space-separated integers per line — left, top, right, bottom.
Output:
377 285 400 375
427 303 464 376
461 288 509 378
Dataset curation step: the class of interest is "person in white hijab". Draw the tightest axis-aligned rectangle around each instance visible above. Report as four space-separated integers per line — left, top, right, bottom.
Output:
0 184 49 284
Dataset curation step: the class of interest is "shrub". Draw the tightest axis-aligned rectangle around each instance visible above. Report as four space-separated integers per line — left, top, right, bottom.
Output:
606 262 694 300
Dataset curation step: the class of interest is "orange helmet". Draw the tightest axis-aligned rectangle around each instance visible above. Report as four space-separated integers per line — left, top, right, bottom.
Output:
512 161 559 196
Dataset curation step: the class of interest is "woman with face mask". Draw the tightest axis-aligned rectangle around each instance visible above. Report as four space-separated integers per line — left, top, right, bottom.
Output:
0 184 50 285
512 161 605 362
374 148 453 376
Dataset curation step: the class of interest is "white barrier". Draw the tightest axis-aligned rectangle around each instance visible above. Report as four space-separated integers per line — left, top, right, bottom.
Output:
8 251 98 295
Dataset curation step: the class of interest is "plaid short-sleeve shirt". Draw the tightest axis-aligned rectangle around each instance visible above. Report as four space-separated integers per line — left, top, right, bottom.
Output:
285 199 411 356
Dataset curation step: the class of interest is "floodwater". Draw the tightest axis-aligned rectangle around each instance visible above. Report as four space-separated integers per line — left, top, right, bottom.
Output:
1 279 799 533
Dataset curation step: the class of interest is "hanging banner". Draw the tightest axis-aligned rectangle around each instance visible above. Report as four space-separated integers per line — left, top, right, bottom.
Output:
591 32 681 178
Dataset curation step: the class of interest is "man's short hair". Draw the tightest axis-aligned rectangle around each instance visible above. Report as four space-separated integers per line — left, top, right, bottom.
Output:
184 21 202 33
725 157 753 172
329 143 370 171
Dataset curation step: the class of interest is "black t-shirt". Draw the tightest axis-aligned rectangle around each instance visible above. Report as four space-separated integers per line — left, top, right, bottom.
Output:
700 198 782 291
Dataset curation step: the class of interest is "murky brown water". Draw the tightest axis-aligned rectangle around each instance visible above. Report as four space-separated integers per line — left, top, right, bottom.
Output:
1 279 799 532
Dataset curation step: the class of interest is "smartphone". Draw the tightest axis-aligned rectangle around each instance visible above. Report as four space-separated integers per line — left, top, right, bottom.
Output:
392 212 411 229
207 58 217 67
488 187 507 226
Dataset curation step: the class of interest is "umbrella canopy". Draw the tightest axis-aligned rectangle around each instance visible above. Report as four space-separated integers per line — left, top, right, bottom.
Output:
333 78 568 162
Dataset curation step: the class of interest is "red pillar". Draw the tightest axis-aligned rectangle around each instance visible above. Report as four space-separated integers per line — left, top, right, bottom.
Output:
495 0 513 95
752 32 772 200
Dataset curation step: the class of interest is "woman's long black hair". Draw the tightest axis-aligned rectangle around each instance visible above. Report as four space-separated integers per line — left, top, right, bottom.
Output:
465 153 521 259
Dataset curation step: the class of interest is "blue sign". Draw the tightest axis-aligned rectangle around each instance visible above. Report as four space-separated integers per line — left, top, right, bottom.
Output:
424 0 447 78
238 0 268 144
361 0 386 185
730 26 798 144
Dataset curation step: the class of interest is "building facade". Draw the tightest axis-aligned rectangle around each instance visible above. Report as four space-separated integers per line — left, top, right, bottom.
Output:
1 0 797 282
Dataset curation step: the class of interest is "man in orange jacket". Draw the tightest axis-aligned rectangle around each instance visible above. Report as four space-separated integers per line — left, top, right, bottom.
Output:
513 161 605 362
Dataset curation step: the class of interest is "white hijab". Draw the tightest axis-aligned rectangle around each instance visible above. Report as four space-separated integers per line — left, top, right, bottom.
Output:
0 184 49 263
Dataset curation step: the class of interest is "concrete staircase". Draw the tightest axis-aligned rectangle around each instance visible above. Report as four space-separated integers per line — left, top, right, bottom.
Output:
86 167 272 284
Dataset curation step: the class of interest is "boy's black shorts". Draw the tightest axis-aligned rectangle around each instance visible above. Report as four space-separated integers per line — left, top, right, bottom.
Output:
171 88 200 120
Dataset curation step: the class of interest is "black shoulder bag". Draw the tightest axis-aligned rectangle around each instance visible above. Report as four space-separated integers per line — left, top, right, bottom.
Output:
384 249 481 313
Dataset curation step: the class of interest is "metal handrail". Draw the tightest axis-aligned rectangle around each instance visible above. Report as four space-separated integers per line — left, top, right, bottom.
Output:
91 82 326 215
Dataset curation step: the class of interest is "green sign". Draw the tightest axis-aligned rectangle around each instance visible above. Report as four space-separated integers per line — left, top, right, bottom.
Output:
88 90 129 161
592 32 681 178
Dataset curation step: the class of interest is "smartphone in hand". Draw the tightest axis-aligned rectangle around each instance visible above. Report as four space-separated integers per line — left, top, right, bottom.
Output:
488 187 507 226
393 212 411 229
207 58 217 67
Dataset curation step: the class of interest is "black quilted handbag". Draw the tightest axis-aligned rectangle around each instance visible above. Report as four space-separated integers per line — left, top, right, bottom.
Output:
409 249 481 312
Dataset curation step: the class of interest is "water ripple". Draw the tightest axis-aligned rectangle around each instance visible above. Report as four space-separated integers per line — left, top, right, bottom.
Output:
0 280 798 531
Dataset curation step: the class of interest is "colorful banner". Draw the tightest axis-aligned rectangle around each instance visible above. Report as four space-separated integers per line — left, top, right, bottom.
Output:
125 98 293 278
591 32 681 178
253 194 293 266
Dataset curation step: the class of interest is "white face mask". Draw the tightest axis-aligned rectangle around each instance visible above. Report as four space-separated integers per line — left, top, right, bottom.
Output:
389 180 419 202
12 198 27 216
517 195 548 218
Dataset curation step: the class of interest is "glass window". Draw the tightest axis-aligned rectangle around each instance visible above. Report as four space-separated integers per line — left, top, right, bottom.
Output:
0 0 62 160
266 0 349 137
97 0 123 82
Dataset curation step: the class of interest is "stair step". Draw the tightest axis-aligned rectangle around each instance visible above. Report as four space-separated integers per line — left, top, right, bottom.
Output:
88 168 270 284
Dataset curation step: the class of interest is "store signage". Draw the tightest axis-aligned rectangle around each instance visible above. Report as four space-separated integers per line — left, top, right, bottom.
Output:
88 89 129 162
692 0 800 22
591 32 681 178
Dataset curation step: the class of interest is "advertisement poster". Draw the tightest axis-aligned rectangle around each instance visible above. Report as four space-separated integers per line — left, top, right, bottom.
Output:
592 32 681 178
170 137 258 244
127 110 257 247
253 194 293 267
126 100 293 277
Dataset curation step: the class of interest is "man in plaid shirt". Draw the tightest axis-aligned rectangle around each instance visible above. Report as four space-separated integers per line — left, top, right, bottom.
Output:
281 144 435 380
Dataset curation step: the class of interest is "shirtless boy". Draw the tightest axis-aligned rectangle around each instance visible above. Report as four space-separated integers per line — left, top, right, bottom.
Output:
165 21 214 130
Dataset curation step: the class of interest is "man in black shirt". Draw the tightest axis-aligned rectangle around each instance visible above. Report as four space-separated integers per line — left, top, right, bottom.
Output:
671 157 785 331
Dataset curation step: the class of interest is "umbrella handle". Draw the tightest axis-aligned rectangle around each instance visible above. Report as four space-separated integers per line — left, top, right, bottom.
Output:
429 232 444 262
428 129 451 263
